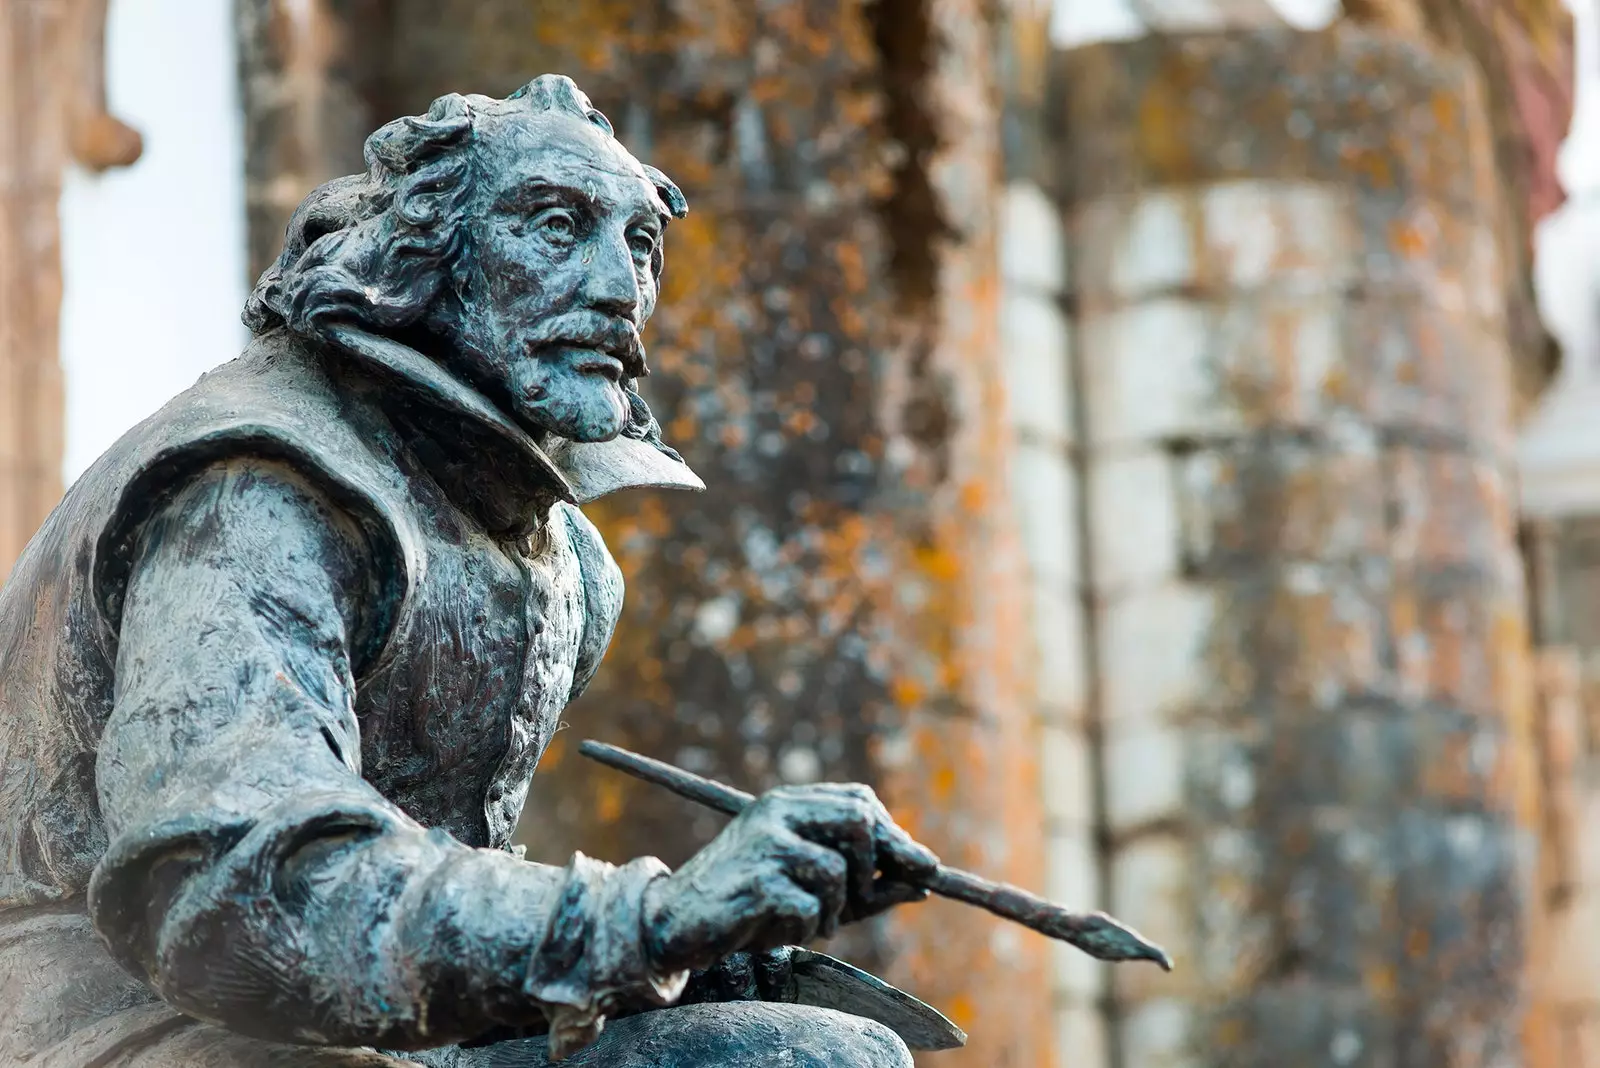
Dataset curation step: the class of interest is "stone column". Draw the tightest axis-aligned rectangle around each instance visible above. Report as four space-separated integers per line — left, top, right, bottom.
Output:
1057 25 1534 1067
1509 2 1600 1063
0 0 138 580
1525 646 1590 1065
1000 3 1104 1064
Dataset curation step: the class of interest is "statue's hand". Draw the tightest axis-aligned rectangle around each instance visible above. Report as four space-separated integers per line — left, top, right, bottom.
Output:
676 948 796 1005
640 784 939 974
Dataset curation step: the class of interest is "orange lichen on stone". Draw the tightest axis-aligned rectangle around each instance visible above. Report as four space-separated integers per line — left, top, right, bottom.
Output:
1391 220 1428 258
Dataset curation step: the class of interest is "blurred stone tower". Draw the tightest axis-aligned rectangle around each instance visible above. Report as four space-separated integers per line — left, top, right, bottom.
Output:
1011 2 1574 1068
1005 2 1575 1066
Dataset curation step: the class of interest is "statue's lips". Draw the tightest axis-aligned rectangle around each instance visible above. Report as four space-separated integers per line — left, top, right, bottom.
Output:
535 344 631 383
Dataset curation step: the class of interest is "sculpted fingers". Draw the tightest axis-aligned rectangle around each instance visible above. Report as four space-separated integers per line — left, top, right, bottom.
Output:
750 870 825 949
872 816 940 882
767 829 849 941
862 798 941 909
765 786 876 860
765 784 939 922
850 873 931 920
854 811 938 919
679 952 757 1004
792 783 940 877
652 782 941 969
752 946 795 1001
644 793 881 973
830 783 941 879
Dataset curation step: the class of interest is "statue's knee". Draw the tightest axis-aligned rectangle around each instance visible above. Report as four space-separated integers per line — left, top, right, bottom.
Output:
760 1005 914 1068
535 1003 916 1068
844 1017 915 1068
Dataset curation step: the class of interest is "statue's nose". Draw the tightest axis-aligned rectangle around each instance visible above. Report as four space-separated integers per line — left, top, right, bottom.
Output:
582 234 641 322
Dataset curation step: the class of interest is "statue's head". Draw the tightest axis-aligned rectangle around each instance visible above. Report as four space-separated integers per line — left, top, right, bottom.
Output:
244 75 688 448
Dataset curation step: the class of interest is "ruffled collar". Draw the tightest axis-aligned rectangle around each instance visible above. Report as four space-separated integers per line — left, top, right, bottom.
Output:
323 325 703 537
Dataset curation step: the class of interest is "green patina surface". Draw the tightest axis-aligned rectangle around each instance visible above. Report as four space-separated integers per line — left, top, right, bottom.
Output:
238 2 1057 1064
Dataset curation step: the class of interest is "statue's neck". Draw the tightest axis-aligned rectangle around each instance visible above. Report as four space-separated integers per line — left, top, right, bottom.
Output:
317 325 574 538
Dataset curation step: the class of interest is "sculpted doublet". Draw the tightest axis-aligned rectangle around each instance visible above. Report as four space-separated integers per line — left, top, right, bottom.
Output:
0 75 924 1068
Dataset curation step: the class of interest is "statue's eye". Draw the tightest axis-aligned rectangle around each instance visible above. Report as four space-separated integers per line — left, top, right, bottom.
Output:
534 209 578 241
628 230 657 263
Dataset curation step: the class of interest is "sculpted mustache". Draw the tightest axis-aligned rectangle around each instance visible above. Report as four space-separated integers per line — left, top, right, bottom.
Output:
522 316 648 376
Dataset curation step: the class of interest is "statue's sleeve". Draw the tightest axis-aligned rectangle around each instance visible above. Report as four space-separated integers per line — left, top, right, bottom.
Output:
87 457 687 1055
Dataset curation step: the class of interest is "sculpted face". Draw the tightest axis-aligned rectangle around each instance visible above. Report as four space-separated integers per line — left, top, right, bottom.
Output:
434 110 669 443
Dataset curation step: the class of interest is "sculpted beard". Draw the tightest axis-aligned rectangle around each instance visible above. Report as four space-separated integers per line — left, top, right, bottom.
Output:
439 304 650 443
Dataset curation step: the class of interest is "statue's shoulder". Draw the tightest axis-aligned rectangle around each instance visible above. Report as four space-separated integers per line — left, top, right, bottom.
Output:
94 331 418 646
554 502 623 702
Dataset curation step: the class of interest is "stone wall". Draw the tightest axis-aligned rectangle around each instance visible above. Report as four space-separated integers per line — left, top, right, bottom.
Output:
235 0 374 284
998 175 1105 1061
1515 5 1600 1058
1053 25 1535 1067
1523 646 1597 1065
1343 0 1573 414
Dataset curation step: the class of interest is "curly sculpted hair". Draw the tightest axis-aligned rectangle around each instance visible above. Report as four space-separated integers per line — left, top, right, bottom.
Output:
243 74 689 455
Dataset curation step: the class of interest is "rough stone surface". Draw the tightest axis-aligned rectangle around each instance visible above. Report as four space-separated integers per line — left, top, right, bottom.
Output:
1056 28 1500 211
1000 287 1074 445
1011 439 1080 586
1040 724 1094 829
1053 1004 1111 1068
1027 580 1089 723
1341 0 1574 412
1087 448 1181 596
1095 583 1217 730
1519 556 1600 1068
1061 15 1566 406
236 0 374 282
1058 26 1533 1068
1001 182 1067 294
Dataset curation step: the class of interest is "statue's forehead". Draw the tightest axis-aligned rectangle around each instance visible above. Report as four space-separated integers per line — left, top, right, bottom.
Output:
480 111 654 189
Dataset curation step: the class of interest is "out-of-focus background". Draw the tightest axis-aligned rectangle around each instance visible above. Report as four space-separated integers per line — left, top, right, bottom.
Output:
2 0 1598 1064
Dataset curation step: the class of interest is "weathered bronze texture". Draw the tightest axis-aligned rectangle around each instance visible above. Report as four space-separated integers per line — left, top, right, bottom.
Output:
0 75 995 1068
235 4 1057 1062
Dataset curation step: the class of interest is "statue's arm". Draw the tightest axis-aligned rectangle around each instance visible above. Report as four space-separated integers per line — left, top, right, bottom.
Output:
88 458 684 1053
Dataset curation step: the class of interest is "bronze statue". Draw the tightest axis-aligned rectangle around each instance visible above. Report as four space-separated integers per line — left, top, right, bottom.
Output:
0 75 1162 1068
